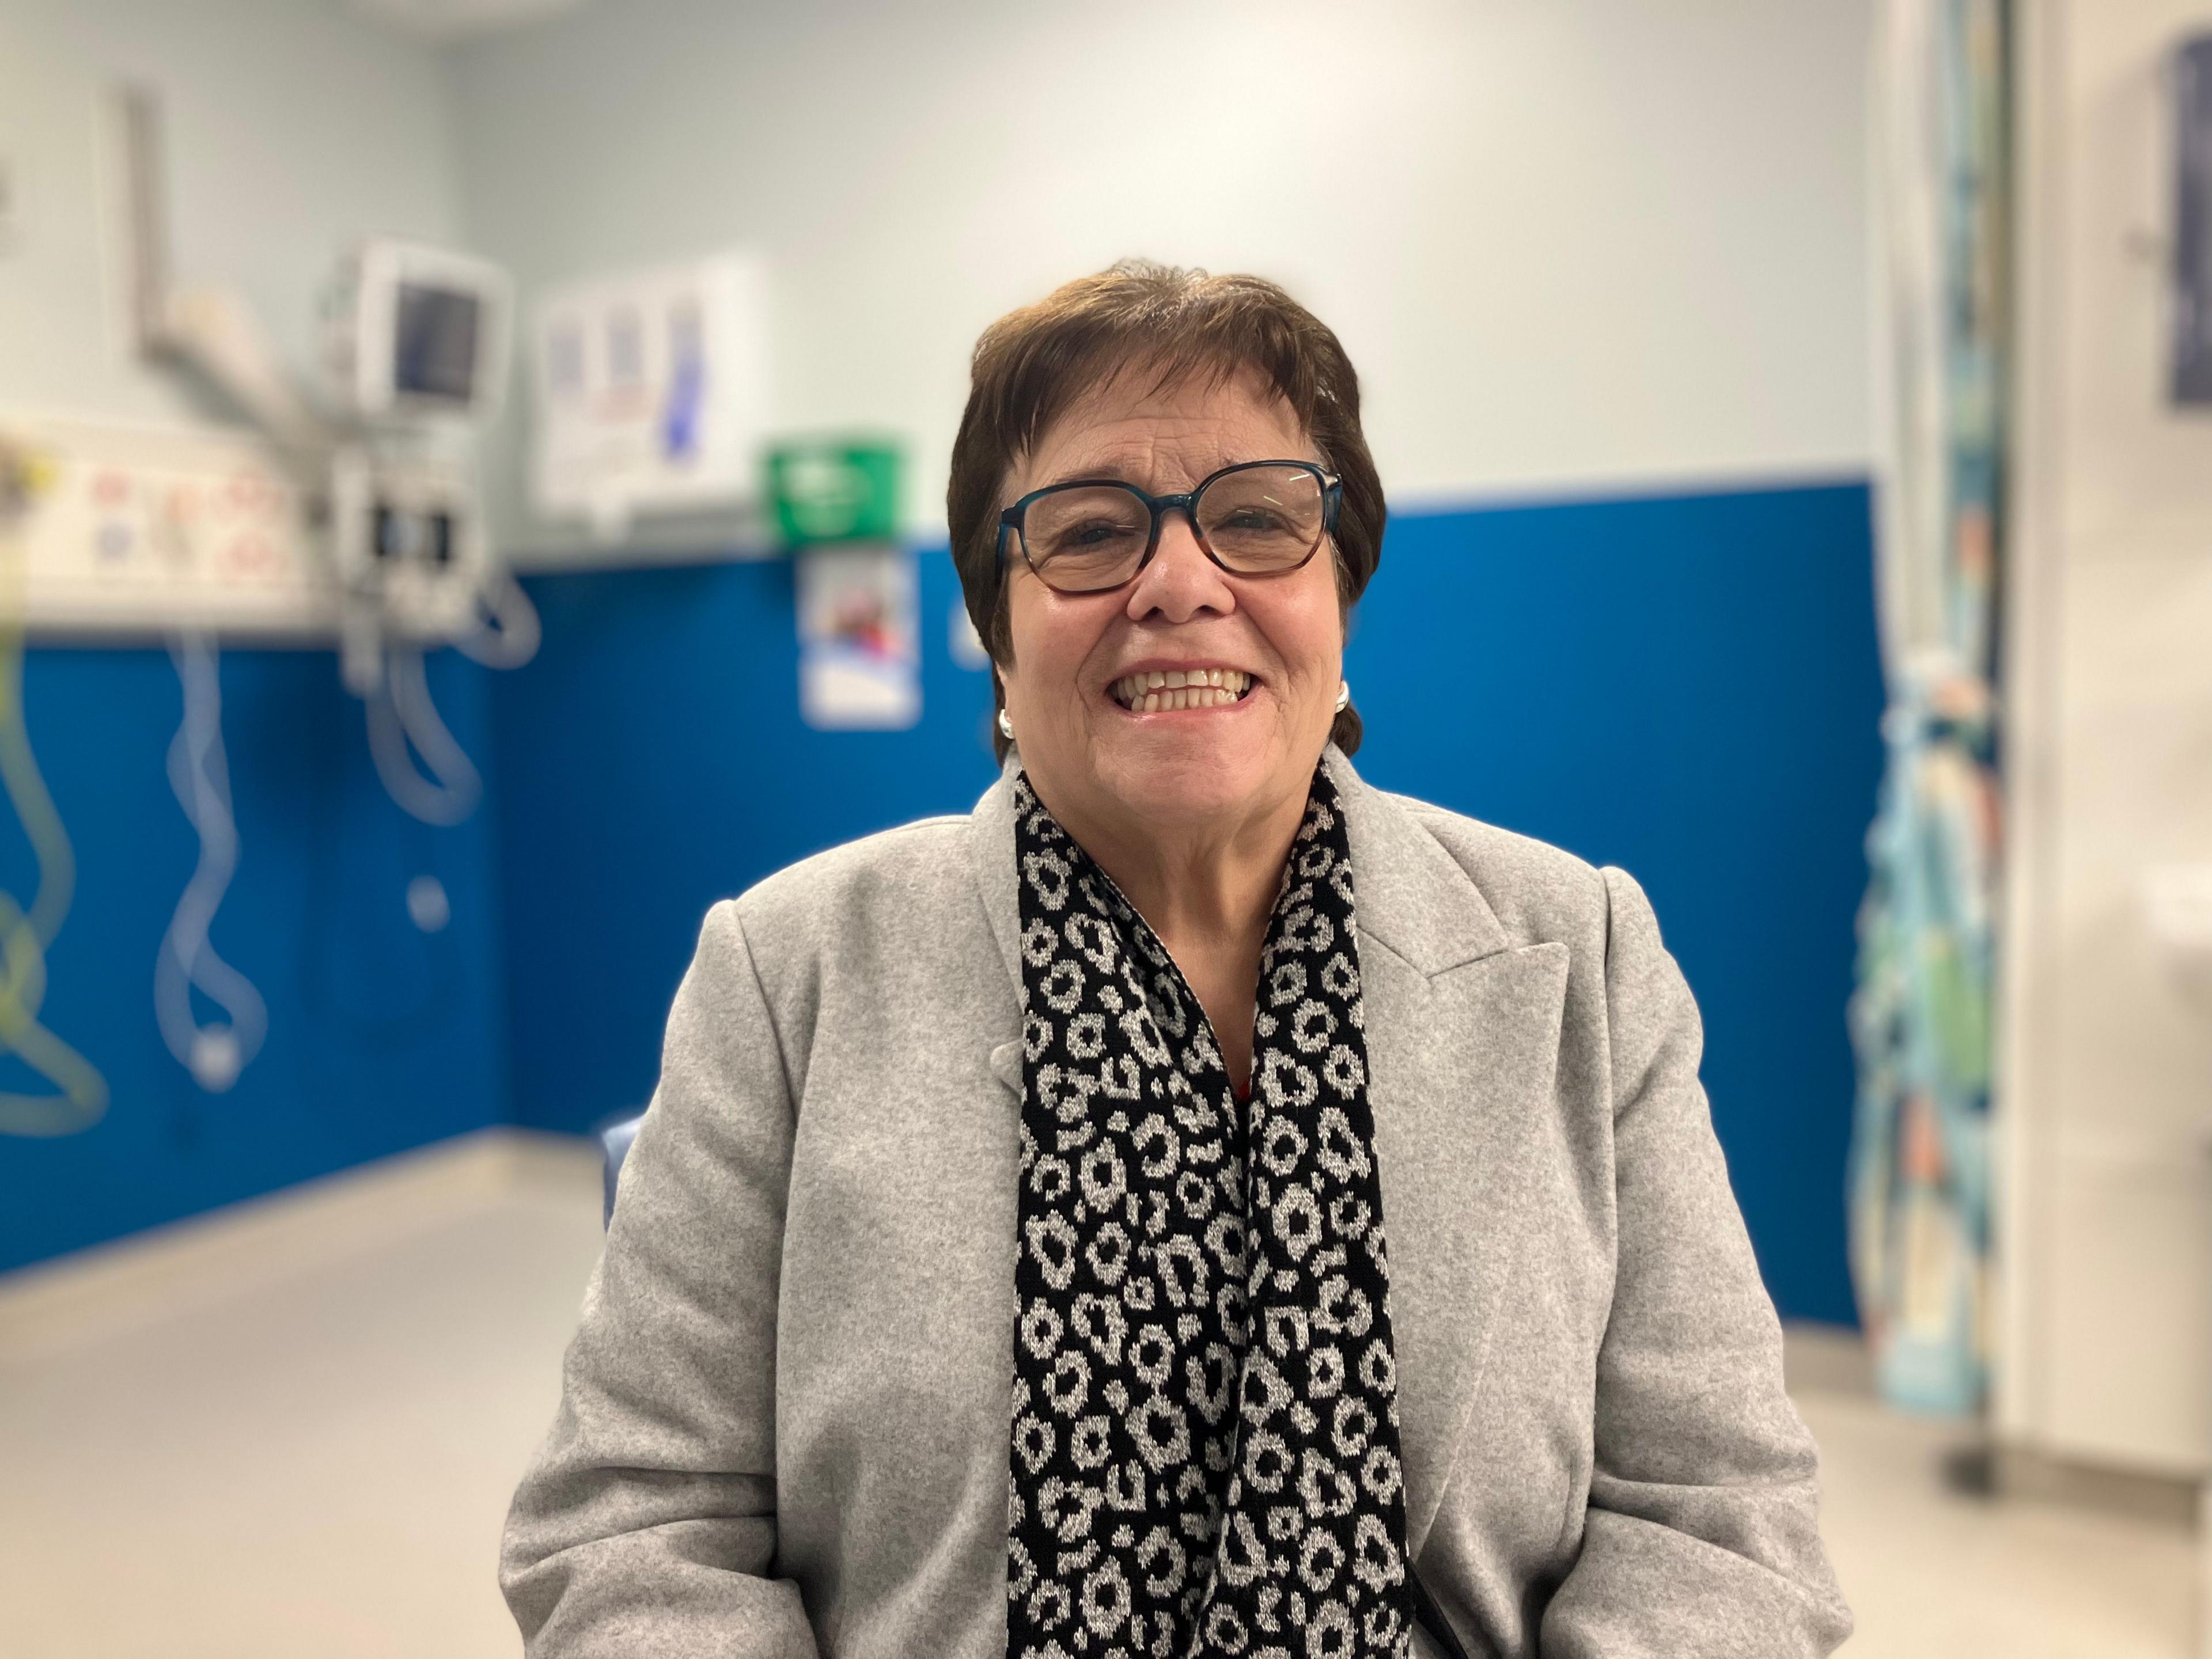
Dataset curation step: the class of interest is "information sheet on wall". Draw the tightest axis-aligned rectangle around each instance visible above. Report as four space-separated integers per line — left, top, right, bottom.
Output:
796 543 919 729
532 251 770 535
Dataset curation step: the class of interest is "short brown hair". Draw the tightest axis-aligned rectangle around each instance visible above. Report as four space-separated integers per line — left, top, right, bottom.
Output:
946 260 1384 759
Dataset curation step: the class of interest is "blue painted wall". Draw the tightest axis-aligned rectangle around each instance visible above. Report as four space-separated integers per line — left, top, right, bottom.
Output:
492 480 1881 1325
0 481 1877 1321
0 650 509 1275
489 551 1002 1141
1350 484 1882 1327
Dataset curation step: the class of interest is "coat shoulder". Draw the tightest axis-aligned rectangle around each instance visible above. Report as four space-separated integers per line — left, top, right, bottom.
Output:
734 812 972 907
1377 788 1615 950
721 813 984 974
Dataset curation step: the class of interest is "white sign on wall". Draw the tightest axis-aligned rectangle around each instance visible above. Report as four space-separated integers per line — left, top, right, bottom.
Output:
530 251 769 535
796 543 919 730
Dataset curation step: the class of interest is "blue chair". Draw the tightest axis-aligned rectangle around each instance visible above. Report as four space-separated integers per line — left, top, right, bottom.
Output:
597 1111 644 1227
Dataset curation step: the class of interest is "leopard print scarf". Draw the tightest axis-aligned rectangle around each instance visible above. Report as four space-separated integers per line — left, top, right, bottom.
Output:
1005 766 1415 1659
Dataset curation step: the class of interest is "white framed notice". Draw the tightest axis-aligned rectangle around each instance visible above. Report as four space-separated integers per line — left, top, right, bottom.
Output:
530 251 770 535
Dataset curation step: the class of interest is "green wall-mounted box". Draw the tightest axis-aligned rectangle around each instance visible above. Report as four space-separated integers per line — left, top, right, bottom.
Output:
765 440 902 547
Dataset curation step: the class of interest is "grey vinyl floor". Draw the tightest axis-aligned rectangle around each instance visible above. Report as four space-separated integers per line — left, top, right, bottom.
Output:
0 1140 2196 1657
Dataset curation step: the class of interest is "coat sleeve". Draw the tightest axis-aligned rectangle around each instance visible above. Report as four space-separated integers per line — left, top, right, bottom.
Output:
1539 869 1853 1658
500 900 821 1658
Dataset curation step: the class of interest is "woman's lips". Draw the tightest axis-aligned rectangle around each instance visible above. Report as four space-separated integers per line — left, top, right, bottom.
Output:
1109 668 1254 712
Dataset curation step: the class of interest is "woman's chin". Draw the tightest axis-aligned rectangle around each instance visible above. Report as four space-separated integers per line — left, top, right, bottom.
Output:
1093 717 1283 826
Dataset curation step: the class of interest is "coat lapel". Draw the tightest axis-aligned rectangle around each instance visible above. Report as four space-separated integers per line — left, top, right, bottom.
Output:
969 749 1025 995
972 755 1033 1099
1330 751 1570 1560
972 749 1569 1560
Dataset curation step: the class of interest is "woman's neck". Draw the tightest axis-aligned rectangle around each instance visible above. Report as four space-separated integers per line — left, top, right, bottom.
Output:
1026 770 1310 1096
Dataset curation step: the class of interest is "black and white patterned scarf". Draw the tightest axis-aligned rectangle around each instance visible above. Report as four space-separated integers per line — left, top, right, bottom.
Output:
1006 766 1415 1659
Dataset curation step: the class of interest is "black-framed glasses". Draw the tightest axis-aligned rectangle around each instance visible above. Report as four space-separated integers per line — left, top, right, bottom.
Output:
997 460 1342 594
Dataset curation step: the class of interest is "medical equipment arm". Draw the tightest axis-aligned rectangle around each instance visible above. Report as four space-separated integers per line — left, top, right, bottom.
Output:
499 901 821 1658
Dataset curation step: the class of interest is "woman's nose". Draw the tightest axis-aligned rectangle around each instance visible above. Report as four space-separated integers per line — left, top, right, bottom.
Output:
1125 510 1235 622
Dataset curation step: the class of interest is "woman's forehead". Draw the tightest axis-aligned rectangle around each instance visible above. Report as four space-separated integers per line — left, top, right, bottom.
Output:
1021 368 1313 485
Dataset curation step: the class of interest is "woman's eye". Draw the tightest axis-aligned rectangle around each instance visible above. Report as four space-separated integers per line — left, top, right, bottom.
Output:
1065 522 1138 548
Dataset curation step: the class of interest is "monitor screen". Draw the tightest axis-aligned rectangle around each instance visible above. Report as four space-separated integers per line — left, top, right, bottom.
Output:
393 282 482 404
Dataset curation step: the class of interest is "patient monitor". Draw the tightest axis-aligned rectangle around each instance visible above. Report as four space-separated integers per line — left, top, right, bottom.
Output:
147 232 522 820
323 240 512 425
316 240 516 696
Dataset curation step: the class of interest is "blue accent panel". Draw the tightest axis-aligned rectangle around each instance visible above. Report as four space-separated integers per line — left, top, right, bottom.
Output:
490 551 998 1141
0 648 509 1276
494 483 1880 1325
1347 483 1882 1324
1 480 1876 1324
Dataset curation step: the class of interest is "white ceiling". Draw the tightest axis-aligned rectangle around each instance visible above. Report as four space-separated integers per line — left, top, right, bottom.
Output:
343 0 590 41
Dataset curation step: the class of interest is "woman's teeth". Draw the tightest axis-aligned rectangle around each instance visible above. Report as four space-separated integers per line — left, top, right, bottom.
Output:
1110 668 1253 713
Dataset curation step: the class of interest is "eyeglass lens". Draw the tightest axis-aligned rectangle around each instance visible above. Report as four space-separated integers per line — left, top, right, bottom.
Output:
1021 464 1325 593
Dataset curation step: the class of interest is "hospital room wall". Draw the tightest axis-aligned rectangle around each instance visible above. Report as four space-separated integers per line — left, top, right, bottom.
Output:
0 2 511 1274
448 0 1876 551
455 0 1883 1325
0 0 1887 1326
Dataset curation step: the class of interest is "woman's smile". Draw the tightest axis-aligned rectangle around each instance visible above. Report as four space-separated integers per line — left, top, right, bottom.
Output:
1105 662 1257 714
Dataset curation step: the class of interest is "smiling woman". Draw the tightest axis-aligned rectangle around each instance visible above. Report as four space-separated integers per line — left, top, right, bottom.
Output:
501 262 1854 1659
984 363 1356 1096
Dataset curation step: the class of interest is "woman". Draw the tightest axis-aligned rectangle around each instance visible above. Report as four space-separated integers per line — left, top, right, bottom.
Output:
502 263 1851 1659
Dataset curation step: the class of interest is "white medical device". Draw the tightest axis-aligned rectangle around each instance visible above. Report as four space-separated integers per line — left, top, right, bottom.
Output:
314 238 517 696
316 246 535 824
141 217 527 796
323 240 513 426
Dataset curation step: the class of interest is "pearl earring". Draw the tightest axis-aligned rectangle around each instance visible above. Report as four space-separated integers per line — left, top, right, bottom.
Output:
1334 680 1351 713
997 708 1016 741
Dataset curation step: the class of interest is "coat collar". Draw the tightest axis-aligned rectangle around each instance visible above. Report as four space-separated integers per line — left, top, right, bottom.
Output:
971 745 1564 1560
968 745 1513 990
1321 746 1513 978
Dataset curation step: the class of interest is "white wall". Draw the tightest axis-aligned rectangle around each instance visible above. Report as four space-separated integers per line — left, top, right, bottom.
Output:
0 0 463 426
448 0 1875 558
1999 0 2212 1475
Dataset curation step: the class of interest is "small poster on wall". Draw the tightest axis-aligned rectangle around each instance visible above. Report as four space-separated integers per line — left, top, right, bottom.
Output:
796 543 919 729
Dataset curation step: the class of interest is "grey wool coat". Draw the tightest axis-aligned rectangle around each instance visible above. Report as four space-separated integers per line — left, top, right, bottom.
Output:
501 748 1852 1659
